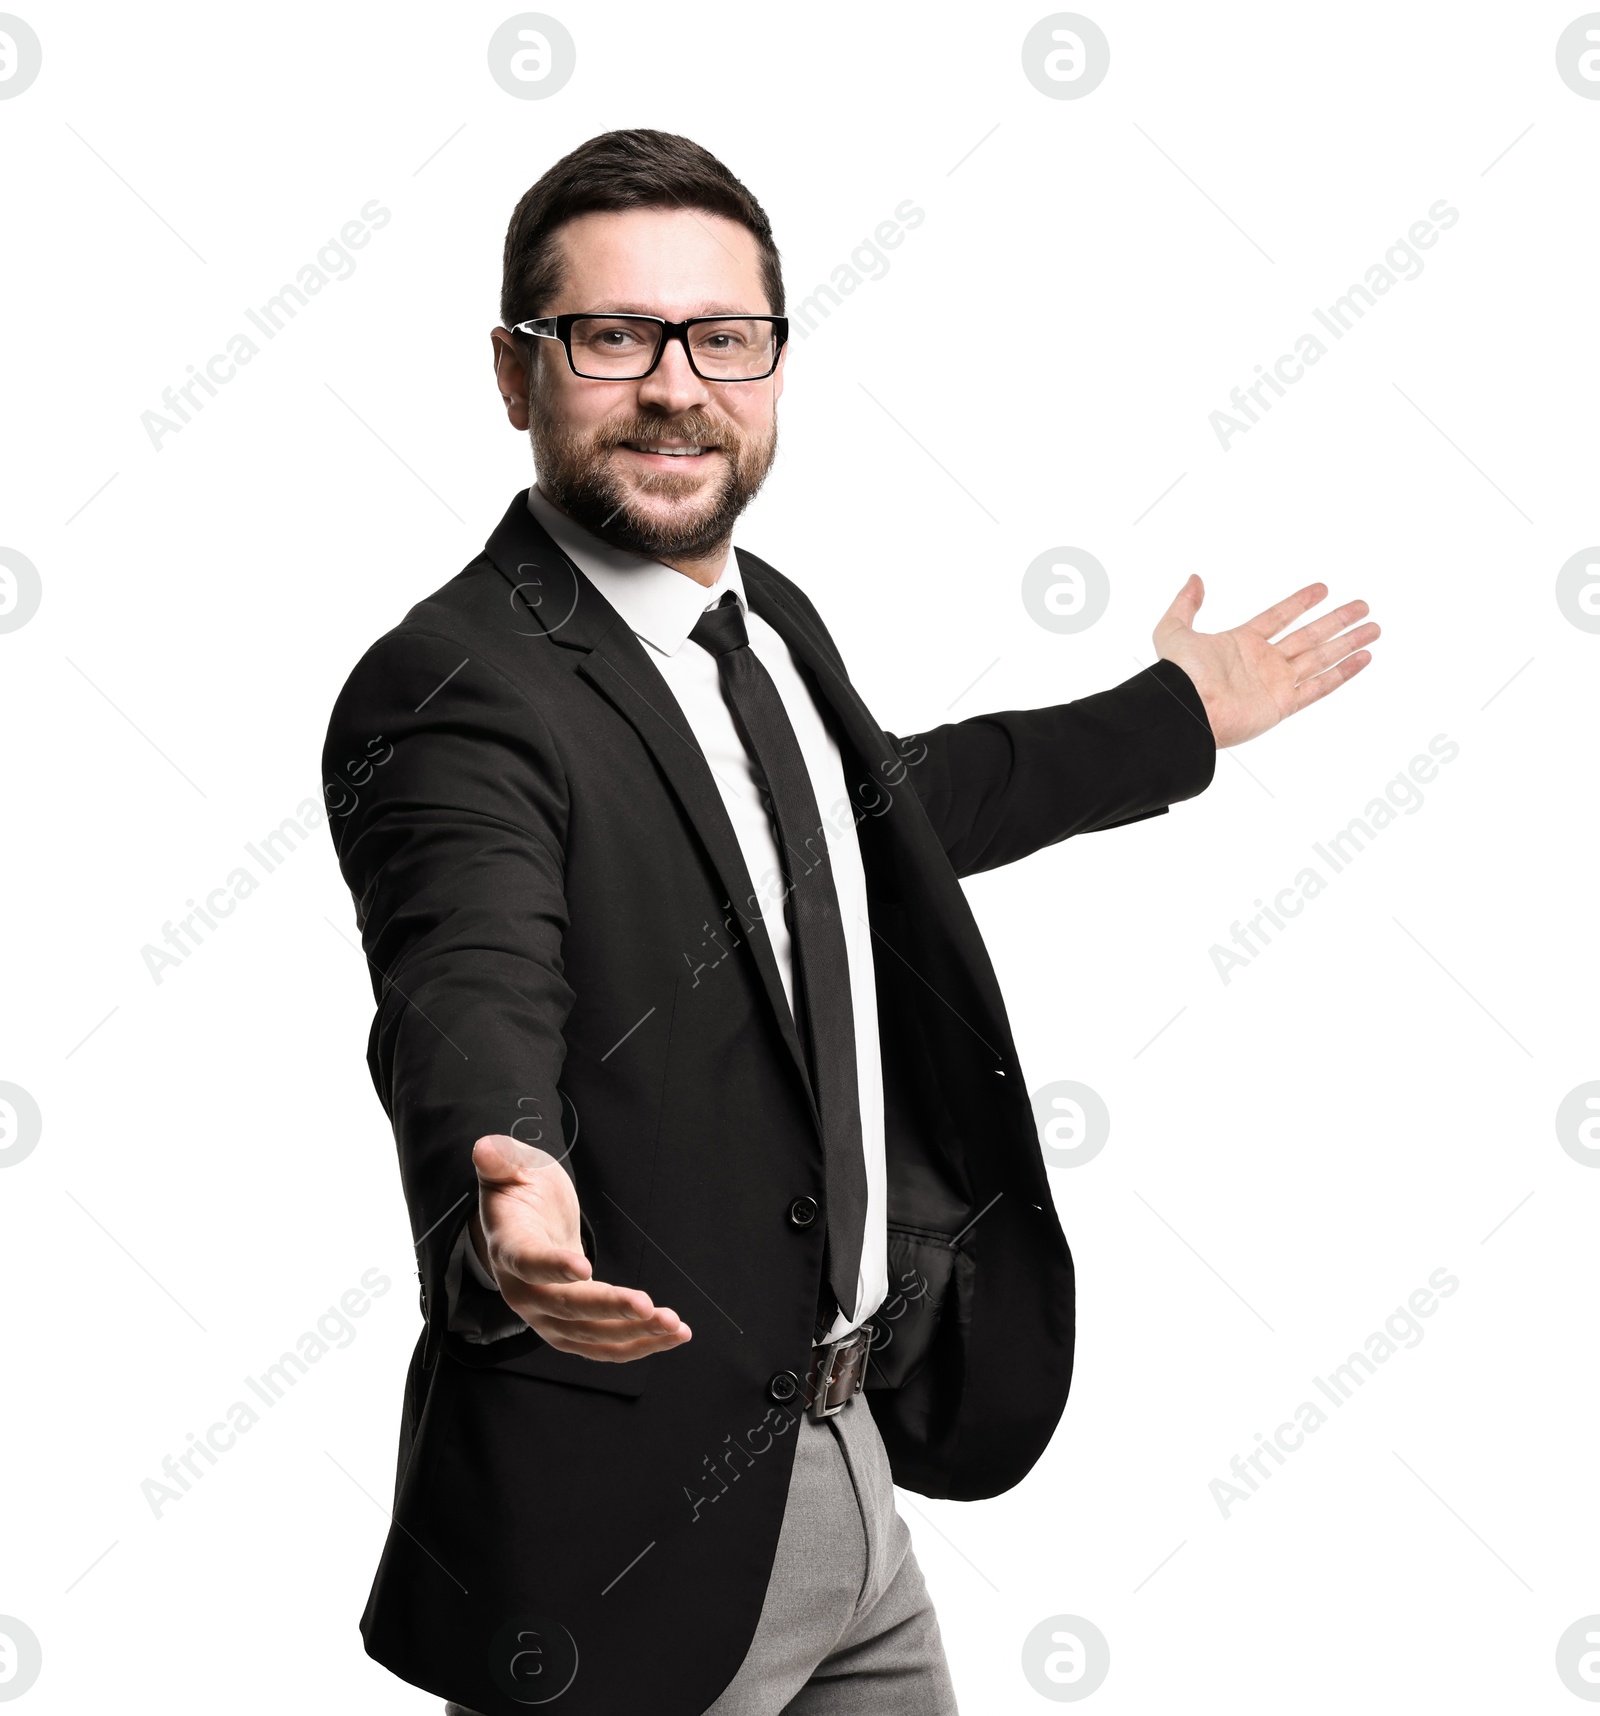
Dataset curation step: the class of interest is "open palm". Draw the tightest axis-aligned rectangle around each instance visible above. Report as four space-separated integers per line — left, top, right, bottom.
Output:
1153 576 1378 750
469 1133 691 1363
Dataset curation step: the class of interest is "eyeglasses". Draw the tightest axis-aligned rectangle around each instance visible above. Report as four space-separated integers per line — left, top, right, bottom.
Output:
513 313 788 382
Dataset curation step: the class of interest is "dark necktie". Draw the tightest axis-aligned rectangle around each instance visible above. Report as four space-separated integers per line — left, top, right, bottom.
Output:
689 591 867 1323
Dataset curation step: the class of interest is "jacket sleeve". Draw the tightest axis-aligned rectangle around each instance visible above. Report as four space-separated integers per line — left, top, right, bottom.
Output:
322 626 573 1368
898 659 1217 879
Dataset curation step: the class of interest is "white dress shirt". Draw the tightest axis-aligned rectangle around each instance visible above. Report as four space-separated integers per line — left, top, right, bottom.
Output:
448 488 887 1346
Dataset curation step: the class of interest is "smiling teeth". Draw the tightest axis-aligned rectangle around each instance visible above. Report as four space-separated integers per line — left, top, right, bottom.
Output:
636 444 705 456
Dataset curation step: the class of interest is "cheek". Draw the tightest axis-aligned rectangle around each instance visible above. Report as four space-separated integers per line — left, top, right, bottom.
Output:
539 360 624 431
723 392 776 442
539 350 604 413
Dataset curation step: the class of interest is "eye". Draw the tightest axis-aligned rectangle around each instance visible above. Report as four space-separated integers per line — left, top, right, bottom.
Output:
581 321 650 350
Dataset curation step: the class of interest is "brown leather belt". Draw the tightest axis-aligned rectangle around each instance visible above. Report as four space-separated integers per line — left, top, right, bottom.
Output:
802 1324 873 1421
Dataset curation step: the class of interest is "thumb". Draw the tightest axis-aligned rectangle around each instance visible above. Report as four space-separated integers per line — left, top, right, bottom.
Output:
1153 573 1204 649
472 1132 552 1190
471 1135 588 1275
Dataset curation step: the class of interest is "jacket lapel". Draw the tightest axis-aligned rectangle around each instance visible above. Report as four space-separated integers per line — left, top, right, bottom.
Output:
738 553 916 819
743 556 1016 1074
578 636 816 1111
482 494 818 1123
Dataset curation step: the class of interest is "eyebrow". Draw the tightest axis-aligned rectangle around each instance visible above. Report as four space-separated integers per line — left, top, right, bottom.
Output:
584 303 770 318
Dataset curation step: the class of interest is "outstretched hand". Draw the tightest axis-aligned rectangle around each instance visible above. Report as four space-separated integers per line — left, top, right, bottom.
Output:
1154 576 1378 749
468 1134 691 1363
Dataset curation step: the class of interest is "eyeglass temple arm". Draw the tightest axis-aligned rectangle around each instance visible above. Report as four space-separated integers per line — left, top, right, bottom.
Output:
513 319 560 339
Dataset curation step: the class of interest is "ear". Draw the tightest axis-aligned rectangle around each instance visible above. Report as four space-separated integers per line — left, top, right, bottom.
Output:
490 327 532 432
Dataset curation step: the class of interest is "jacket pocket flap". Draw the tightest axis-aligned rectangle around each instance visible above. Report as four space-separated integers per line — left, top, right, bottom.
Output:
443 1328 649 1397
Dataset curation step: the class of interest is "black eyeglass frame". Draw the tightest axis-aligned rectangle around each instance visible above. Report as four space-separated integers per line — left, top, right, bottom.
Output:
512 312 790 382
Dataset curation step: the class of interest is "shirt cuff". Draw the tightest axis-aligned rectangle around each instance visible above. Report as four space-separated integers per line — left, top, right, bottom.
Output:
444 1220 526 1345
462 1219 498 1289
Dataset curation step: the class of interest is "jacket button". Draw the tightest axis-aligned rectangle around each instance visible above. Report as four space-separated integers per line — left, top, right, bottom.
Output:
767 1370 800 1403
787 1196 819 1230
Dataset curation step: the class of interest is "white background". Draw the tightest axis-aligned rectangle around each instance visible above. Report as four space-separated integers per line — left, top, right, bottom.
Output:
2 3 1597 1710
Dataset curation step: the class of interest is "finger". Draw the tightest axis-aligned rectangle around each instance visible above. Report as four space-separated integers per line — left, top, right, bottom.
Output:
537 1323 694 1363
511 1278 666 1320
1291 649 1372 713
1277 599 1370 660
496 1244 593 1288
529 1309 688 1346
1151 574 1203 644
1290 622 1380 684
1241 582 1329 641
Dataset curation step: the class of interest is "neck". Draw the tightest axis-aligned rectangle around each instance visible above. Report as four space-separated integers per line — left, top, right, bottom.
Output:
535 484 731 587
658 540 731 588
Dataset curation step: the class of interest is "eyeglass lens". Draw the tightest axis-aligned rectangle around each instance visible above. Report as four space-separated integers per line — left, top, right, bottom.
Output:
567 316 778 379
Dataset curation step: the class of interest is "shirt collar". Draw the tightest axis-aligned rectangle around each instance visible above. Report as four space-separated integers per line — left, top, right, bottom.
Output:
525 486 746 657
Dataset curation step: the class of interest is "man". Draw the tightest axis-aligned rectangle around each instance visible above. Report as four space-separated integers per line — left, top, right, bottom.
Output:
323 129 1376 1715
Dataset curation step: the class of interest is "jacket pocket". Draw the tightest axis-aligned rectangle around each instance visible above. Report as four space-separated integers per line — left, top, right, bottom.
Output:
868 1223 970 1391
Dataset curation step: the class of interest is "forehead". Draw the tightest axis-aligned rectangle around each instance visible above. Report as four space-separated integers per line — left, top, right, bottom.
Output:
548 207 769 316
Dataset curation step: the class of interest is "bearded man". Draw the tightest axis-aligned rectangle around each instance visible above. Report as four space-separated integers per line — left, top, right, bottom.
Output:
322 128 1376 1715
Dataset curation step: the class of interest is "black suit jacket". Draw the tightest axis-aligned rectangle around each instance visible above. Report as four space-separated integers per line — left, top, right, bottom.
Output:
322 490 1215 1714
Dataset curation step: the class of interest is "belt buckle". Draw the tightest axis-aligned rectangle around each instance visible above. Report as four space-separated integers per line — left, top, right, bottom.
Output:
808 1325 870 1422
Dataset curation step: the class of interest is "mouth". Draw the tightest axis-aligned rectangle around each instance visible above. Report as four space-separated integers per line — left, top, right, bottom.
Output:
616 440 724 472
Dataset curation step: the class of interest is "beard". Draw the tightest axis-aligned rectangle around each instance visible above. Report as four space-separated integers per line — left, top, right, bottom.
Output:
530 402 777 562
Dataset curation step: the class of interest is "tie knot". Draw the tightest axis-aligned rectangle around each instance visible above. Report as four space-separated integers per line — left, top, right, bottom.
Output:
689 590 748 658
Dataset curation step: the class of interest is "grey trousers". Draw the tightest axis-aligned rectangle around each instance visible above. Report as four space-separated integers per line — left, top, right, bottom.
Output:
446 1393 958 1716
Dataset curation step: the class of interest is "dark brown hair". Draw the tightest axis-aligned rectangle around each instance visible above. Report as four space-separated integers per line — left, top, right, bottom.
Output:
500 129 784 328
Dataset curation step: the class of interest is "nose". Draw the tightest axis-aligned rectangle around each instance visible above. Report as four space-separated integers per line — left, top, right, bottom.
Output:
635 330 711 417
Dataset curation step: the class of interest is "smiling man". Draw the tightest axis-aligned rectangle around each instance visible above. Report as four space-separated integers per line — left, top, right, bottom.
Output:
324 129 1376 1716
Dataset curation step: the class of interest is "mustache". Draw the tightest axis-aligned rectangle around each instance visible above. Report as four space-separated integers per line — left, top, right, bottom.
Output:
592 413 738 454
